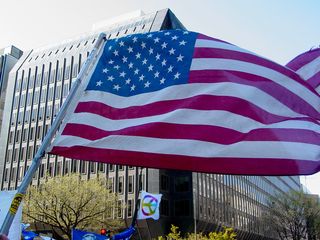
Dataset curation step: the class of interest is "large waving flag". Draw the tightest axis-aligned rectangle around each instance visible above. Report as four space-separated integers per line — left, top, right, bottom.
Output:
286 47 320 92
48 30 320 175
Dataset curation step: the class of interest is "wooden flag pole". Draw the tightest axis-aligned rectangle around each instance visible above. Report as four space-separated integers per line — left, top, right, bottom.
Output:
0 33 106 236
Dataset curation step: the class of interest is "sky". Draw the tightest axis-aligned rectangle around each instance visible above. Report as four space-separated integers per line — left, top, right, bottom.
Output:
0 0 319 195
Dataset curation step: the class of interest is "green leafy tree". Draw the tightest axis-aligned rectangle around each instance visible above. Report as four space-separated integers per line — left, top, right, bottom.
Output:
23 174 124 239
264 190 320 240
159 225 236 240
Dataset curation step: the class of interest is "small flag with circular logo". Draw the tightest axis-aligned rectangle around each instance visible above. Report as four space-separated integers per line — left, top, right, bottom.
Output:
137 191 162 220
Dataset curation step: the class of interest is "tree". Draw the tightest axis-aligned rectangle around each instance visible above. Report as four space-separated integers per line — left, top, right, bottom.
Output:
23 174 124 239
158 224 236 240
264 190 320 240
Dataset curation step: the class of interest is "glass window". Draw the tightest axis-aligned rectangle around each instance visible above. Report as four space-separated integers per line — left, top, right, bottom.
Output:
8 131 14 143
161 175 169 191
117 200 123 218
55 85 61 100
174 200 190 216
63 82 69 98
49 162 54 176
174 176 189 192
48 86 54 101
57 161 62 175
109 164 114 172
161 199 169 216
6 150 12 162
50 69 56 83
118 176 124 194
128 175 134 193
27 147 33 160
37 125 42 139
80 161 87 174
22 128 27 142
15 129 20 142
108 177 114 192
4 168 9 182
127 199 133 217
90 162 96 173
98 163 105 172
71 160 78 173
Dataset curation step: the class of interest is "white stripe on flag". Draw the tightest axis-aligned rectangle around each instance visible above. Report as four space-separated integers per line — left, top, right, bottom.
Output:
190 58 320 111
52 135 319 161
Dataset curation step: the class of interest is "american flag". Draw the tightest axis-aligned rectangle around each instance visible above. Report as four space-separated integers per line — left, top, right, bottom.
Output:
48 30 320 175
286 47 320 93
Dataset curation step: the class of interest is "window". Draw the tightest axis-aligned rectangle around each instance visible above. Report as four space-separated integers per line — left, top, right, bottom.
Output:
127 199 133 217
37 125 42 139
55 85 61 100
6 150 12 162
49 162 54 176
22 128 27 142
161 175 169 191
11 167 17 181
119 165 124 171
117 200 123 218
63 82 69 97
27 147 33 160
118 176 124 194
128 175 134 193
49 69 56 83
40 163 45 178
71 160 77 173
30 127 34 140
4 168 9 182
21 147 26 161
174 200 190 216
160 199 169 216
15 129 20 142
48 86 54 101
80 161 87 174
109 164 114 172
108 177 114 192
90 162 96 173
64 161 70 174
57 161 62 175
98 163 105 172
8 131 14 143
174 176 190 192
18 166 23 181
39 106 45 119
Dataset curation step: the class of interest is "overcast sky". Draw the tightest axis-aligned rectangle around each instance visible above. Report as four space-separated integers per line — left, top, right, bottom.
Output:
1 0 319 195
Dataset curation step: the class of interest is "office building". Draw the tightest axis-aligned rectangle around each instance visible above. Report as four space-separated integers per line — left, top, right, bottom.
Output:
0 9 301 240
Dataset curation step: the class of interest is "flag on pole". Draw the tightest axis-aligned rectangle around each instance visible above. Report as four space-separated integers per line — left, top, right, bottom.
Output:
137 191 162 220
48 30 320 175
286 47 320 92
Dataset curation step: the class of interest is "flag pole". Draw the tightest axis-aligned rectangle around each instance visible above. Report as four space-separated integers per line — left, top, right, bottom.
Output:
0 32 106 236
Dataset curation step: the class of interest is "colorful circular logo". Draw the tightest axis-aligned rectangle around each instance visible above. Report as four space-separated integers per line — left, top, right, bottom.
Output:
141 194 159 216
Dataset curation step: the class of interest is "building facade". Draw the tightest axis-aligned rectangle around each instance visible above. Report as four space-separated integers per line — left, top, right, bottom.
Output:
0 9 301 239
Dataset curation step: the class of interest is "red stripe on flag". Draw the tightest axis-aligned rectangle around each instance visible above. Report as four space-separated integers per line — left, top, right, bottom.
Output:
62 122 320 145
286 48 320 71
189 70 320 119
50 146 320 176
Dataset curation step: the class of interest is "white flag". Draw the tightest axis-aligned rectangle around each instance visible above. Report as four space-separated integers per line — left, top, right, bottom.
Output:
137 191 162 220
0 191 22 240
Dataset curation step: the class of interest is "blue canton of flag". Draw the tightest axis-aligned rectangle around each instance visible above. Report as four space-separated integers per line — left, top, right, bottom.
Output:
86 30 197 96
